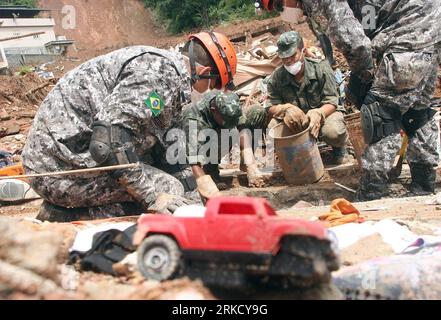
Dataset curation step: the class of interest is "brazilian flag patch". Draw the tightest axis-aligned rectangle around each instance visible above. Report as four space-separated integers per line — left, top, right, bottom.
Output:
145 91 164 118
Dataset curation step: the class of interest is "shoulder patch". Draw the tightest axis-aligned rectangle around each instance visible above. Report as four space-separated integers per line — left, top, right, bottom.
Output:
145 91 164 117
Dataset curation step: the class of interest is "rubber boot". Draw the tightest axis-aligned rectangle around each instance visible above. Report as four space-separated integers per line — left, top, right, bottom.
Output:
331 147 347 165
37 201 91 223
37 201 145 223
355 173 389 202
408 163 436 196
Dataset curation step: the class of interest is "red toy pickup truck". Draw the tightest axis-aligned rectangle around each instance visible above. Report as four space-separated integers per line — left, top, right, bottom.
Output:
133 197 339 288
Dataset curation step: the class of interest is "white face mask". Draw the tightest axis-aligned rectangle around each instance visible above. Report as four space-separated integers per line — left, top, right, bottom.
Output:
284 50 304 76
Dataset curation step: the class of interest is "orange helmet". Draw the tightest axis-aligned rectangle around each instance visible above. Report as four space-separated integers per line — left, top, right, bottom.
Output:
255 0 274 11
188 31 237 90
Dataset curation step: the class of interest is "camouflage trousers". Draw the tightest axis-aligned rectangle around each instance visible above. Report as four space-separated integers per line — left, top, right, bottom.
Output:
28 163 198 218
357 50 440 201
357 116 440 200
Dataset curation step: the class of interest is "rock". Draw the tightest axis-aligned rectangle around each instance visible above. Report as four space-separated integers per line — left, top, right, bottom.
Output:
0 217 69 282
0 122 20 138
334 254 441 299
0 260 64 299
14 134 25 141
0 109 11 120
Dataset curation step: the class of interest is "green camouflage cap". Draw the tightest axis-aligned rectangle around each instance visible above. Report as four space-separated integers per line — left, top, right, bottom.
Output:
277 31 303 59
238 104 267 129
215 92 242 129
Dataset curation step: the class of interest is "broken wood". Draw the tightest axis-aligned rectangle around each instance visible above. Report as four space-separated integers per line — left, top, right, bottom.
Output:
244 80 260 110
16 111 36 119
26 82 51 97
229 21 284 43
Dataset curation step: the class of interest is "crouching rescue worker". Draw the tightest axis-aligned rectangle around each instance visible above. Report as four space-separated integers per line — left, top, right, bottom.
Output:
22 31 237 221
239 31 348 178
256 0 441 201
182 90 242 200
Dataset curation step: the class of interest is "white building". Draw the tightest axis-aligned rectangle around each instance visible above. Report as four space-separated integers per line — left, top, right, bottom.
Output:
0 43 8 70
0 7 73 56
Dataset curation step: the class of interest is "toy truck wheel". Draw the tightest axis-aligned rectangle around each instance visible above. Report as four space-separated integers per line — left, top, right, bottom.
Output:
137 235 182 281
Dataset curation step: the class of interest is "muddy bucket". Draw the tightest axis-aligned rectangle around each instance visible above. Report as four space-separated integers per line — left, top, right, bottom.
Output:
269 123 325 185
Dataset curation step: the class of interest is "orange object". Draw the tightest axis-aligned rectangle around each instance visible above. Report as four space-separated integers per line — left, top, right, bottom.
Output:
189 32 237 89
319 199 365 228
0 163 24 177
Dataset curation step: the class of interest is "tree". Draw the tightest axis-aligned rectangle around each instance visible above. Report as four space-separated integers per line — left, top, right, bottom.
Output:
143 0 274 34
0 0 37 7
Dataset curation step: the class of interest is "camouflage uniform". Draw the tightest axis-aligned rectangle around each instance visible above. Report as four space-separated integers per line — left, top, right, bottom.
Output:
242 58 348 149
22 46 194 217
182 90 242 180
301 0 441 200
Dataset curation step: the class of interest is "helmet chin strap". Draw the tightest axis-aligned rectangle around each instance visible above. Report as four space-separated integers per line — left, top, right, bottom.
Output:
189 39 219 87
207 32 236 91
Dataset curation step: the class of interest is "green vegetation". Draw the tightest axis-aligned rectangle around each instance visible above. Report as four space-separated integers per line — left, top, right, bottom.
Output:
0 0 37 7
17 65 34 76
143 0 275 34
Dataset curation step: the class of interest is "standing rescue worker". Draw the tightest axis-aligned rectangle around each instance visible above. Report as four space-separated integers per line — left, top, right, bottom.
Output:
255 0 441 201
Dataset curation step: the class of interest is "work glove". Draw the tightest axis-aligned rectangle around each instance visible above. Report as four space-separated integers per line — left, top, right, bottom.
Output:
306 109 326 139
271 104 308 133
246 163 267 188
148 193 191 215
196 175 221 201
284 105 309 134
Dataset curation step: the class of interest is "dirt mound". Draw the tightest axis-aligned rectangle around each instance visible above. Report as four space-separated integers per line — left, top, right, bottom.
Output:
38 0 179 60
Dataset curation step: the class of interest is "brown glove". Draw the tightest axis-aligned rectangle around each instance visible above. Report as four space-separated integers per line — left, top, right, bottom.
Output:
306 109 326 139
196 175 221 200
148 193 191 215
246 163 267 188
272 104 308 133
284 105 309 133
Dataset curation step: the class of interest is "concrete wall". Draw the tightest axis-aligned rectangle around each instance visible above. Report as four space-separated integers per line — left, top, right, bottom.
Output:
0 43 8 69
5 53 58 70
0 18 56 49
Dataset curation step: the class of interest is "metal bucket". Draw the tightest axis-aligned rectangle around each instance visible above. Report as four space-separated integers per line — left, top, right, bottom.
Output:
269 123 325 185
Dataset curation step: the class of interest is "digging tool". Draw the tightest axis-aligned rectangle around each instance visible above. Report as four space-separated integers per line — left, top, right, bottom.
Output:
389 134 409 179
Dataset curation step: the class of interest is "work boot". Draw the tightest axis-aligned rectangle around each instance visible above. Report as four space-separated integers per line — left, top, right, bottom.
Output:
330 147 347 165
37 201 91 223
408 164 436 196
36 201 145 223
355 174 389 202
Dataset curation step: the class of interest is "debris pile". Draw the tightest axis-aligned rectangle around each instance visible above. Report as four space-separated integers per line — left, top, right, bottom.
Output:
0 73 57 158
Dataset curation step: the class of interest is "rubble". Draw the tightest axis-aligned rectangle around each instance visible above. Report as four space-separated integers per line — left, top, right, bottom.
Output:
0 4 439 300
0 217 75 281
